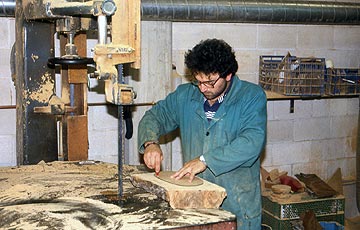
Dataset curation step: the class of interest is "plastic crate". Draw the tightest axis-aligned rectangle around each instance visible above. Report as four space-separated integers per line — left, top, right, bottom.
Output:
259 55 326 96
326 68 360 95
261 194 345 230
262 209 344 230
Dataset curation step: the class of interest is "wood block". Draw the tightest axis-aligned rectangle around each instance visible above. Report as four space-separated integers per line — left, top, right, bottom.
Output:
130 172 227 209
67 115 88 161
327 168 343 195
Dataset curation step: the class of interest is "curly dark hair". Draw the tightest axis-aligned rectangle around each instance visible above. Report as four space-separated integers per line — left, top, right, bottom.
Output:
184 39 238 79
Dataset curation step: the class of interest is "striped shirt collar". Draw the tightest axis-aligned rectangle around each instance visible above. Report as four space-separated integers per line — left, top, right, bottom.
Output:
203 76 233 120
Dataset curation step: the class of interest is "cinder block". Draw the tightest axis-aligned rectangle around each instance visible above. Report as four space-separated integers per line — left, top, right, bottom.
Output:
344 136 356 158
330 98 348 116
326 159 347 180
8 18 15 44
258 25 297 49
334 27 360 50
88 106 119 131
346 98 359 116
294 117 331 141
0 18 10 48
293 100 313 119
235 50 259 74
312 100 330 117
273 100 295 120
0 48 11 72
297 25 334 49
172 50 187 75
0 109 16 135
266 101 275 121
0 135 16 166
310 140 330 162
271 141 310 166
87 78 106 103
0 78 13 105
330 115 357 138
211 23 257 49
272 100 314 120
172 22 216 50
260 144 273 167
326 137 353 160
267 120 293 143
88 129 118 163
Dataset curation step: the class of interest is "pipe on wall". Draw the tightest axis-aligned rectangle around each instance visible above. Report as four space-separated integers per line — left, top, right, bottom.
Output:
0 0 15 17
141 0 360 24
1 0 360 25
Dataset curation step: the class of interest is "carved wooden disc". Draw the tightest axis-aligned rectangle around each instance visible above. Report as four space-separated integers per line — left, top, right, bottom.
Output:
156 171 203 187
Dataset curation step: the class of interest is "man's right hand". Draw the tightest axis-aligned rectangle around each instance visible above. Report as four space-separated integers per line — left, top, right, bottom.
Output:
143 143 163 175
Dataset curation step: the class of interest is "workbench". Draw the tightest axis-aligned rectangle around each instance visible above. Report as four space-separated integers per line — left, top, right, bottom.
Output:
0 161 236 229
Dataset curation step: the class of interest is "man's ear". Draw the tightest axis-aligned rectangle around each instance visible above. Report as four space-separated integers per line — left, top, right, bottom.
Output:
225 73 232 81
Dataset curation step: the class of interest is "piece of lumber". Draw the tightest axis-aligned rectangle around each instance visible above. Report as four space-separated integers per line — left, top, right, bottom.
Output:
67 115 88 161
327 168 343 195
130 172 227 209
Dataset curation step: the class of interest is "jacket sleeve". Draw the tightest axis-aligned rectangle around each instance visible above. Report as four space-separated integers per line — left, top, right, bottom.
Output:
205 88 267 176
137 89 181 153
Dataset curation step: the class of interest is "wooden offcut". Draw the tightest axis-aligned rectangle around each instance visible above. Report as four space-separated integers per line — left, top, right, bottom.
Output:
67 115 88 161
68 33 88 84
131 172 227 209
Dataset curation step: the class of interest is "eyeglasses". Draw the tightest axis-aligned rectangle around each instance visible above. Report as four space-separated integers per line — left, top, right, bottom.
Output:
191 75 221 88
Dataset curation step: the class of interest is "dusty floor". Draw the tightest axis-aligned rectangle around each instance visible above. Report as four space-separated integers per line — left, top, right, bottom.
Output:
0 161 235 229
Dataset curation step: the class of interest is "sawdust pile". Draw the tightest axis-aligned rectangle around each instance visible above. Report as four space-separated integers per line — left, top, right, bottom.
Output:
0 161 235 229
0 161 142 229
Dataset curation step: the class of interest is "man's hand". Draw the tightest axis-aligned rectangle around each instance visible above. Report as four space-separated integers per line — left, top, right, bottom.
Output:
143 143 163 175
171 157 207 182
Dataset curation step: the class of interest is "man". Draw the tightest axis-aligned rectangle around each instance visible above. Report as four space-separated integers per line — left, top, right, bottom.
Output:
138 38 267 229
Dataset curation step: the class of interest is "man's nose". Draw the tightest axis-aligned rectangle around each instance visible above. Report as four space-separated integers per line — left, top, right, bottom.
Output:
198 84 208 92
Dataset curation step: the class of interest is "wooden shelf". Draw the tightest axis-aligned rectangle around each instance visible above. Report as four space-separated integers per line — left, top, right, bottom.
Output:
265 91 359 101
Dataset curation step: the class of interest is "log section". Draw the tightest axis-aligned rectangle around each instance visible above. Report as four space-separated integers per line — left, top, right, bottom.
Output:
131 172 227 209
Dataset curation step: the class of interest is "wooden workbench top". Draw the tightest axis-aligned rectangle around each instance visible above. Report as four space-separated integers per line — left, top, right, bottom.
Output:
0 161 235 229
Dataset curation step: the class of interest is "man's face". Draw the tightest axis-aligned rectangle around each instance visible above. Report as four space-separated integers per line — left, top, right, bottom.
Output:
193 72 230 101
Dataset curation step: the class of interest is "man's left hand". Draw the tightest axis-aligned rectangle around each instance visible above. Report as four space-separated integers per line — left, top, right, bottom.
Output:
171 157 207 182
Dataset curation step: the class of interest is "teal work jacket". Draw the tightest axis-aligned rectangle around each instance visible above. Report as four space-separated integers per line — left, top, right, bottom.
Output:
138 76 267 229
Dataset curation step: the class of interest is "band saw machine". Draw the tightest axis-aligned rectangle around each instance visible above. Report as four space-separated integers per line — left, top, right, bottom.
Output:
14 0 140 197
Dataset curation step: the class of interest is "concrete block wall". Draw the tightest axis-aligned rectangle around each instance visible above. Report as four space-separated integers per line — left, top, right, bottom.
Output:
0 20 359 177
172 22 360 181
0 18 15 166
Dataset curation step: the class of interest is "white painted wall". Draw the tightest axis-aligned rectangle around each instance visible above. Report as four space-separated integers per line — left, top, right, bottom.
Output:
0 17 16 166
0 2 359 217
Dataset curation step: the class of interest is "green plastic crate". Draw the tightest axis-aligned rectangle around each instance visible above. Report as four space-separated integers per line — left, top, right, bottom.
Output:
261 193 345 230
262 209 345 230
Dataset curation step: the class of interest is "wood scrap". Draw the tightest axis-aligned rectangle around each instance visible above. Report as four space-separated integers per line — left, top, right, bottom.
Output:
327 168 343 195
130 173 226 209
